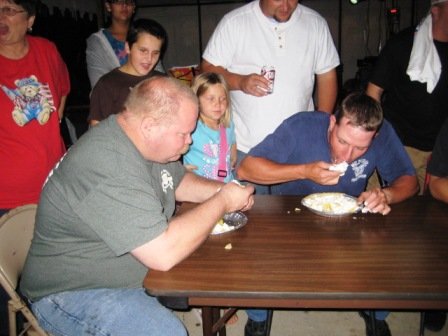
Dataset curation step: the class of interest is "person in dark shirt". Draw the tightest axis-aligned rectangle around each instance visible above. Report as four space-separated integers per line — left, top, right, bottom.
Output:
367 0 448 194
88 18 167 126
366 1 448 333
428 118 448 203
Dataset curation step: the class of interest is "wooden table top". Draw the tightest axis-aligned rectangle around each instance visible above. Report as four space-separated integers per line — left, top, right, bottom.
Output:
144 195 448 310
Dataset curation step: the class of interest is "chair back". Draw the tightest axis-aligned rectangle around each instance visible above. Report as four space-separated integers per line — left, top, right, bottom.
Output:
0 204 37 299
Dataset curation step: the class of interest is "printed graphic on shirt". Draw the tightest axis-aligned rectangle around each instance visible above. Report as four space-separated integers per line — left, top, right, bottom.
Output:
202 141 220 179
161 169 174 193
350 158 369 182
1 76 56 127
117 49 128 65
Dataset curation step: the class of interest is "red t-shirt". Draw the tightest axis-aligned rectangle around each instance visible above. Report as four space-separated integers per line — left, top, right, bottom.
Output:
0 36 70 209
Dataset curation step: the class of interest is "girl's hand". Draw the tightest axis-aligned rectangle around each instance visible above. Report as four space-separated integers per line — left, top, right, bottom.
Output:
184 164 198 172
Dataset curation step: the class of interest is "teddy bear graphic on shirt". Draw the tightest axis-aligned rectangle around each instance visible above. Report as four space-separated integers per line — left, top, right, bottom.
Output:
1 75 55 127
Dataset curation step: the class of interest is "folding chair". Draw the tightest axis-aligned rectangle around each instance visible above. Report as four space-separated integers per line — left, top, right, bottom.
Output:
0 204 48 336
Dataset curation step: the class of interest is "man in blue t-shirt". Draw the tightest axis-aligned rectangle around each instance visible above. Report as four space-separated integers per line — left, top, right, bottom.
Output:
238 92 418 214
237 92 419 336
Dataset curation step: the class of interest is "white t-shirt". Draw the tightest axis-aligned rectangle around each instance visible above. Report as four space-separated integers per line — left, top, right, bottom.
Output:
203 1 340 152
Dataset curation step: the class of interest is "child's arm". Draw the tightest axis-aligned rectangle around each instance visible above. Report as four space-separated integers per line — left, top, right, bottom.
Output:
184 164 198 172
230 143 237 169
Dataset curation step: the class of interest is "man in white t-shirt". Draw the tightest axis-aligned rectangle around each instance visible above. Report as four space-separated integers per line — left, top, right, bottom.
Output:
201 1 339 334
201 0 340 155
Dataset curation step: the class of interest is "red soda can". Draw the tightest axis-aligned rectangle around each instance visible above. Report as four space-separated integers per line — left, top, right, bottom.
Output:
261 66 275 94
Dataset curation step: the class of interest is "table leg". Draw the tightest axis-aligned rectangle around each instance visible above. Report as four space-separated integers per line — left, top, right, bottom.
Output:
266 309 274 335
419 311 425 336
201 307 228 336
202 307 214 336
369 310 377 336
213 308 226 336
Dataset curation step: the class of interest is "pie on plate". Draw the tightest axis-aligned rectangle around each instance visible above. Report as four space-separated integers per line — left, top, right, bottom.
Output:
301 192 360 217
211 211 248 235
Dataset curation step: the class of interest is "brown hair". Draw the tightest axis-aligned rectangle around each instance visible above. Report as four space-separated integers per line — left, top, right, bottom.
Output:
337 92 383 132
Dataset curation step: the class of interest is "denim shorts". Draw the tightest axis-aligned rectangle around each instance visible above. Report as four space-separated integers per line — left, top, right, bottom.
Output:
31 288 187 336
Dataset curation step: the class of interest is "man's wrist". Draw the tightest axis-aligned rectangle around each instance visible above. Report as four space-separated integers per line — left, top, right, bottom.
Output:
382 188 392 204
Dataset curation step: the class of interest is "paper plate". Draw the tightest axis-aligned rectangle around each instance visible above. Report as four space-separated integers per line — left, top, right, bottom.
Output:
301 192 360 217
211 211 248 235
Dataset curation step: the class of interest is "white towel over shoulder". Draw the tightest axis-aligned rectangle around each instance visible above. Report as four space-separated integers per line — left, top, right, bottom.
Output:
406 14 441 93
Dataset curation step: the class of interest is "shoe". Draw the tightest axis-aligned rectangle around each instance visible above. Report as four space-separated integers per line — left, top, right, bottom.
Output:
424 311 447 332
359 311 391 336
245 318 267 336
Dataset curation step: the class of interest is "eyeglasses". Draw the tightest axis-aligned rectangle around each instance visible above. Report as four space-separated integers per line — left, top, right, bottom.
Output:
110 0 135 5
0 7 26 16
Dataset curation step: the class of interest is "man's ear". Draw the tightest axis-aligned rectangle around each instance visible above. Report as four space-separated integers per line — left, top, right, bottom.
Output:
329 114 337 131
431 5 439 20
140 116 156 139
125 42 131 55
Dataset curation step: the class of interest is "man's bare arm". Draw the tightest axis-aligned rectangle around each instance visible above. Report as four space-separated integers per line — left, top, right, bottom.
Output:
366 82 384 102
175 171 223 203
315 69 338 113
201 59 270 97
236 156 341 185
132 181 255 271
359 175 419 215
429 175 448 203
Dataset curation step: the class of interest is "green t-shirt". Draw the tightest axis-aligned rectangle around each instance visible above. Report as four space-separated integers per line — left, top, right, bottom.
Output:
21 115 186 301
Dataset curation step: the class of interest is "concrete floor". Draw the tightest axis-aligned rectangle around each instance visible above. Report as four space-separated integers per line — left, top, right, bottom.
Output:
176 309 448 336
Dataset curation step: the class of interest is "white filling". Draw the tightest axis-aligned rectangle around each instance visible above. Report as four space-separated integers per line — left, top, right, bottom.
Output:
302 193 358 214
329 161 349 176
212 219 235 234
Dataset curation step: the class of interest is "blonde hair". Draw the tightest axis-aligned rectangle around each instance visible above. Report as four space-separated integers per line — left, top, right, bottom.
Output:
191 72 231 128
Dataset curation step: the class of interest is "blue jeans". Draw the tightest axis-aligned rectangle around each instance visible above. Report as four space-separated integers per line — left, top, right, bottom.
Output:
366 310 389 321
246 310 389 323
31 288 187 336
247 308 268 322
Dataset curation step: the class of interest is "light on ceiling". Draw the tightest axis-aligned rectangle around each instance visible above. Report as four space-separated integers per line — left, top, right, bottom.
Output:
350 0 367 4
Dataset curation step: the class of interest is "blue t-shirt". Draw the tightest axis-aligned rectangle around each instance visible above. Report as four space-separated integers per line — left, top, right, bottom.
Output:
183 120 236 183
103 29 128 66
248 112 416 196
